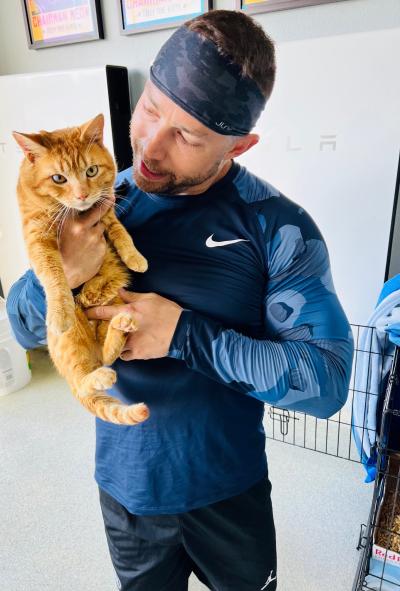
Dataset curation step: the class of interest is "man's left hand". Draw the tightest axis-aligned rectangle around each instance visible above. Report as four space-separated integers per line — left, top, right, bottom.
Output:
85 288 183 360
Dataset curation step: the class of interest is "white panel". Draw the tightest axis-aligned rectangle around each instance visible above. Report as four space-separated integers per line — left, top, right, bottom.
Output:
0 67 114 296
238 28 400 325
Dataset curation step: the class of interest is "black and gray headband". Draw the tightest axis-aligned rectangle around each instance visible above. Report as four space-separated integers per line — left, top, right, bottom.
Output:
149 26 267 137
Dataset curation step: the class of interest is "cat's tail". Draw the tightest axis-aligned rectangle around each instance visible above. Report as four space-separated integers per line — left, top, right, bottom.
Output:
76 367 150 425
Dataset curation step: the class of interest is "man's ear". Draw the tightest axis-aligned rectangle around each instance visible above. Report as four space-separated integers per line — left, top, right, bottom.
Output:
225 133 260 159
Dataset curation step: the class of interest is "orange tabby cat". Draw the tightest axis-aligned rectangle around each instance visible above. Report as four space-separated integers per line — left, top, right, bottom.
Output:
12 114 150 426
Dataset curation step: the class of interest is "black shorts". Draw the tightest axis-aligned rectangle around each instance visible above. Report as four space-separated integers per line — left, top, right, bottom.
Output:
98 474 277 591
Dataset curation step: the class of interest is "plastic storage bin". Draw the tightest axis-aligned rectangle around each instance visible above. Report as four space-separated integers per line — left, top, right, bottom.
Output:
0 296 31 396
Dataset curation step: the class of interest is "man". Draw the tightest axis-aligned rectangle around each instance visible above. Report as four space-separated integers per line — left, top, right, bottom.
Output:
6 9 354 591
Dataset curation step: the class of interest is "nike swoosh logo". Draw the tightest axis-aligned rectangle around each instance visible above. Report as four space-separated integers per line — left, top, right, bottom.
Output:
206 234 250 248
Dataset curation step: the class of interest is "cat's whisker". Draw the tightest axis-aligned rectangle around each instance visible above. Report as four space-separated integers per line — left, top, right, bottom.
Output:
45 203 62 220
90 189 114 203
98 196 127 217
112 203 127 216
47 205 66 236
40 205 64 239
57 211 70 246
56 205 71 246
111 194 131 204
97 190 127 204
53 208 66 243
95 193 113 204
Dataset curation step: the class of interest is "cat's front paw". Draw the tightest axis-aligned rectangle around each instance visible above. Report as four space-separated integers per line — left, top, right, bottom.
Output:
46 306 75 335
110 311 139 333
125 254 148 273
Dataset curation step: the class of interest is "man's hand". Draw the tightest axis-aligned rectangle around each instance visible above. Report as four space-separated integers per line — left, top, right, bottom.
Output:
58 196 115 289
85 288 184 360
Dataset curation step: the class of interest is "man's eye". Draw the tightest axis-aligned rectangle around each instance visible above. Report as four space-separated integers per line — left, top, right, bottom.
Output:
52 174 67 184
177 132 200 148
86 165 98 177
144 106 157 116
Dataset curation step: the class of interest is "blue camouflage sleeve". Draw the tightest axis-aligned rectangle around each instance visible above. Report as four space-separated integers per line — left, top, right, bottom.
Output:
168 195 354 419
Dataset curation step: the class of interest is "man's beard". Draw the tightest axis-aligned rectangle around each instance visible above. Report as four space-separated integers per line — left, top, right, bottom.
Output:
131 138 221 195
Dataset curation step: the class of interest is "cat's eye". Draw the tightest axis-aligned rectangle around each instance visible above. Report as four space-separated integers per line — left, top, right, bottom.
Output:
86 165 98 178
52 174 67 184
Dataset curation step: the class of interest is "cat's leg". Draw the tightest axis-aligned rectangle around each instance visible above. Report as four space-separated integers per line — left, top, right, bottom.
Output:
47 307 104 391
75 310 149 424
94 296 139 366
100 313 139 366
48 306 149 425
25 230 75 335
101 208 148 272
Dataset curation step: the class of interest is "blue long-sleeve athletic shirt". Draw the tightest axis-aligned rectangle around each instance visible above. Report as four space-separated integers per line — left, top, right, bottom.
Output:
6 160 354 515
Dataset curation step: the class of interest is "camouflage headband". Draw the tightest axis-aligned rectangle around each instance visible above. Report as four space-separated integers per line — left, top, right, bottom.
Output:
149 26 267 137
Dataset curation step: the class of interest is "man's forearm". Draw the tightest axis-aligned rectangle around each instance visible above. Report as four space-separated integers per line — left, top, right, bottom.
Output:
168 309 354 420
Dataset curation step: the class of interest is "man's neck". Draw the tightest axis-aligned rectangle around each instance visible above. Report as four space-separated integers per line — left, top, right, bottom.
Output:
176 159 233 196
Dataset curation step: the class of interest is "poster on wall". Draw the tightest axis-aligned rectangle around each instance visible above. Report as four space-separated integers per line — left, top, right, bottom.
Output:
236 0 346 14
21 0 104 49
118 0 212 35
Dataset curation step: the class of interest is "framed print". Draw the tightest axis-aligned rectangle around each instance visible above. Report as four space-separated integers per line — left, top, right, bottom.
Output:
236 0 347 14
21 0 104 49
118 0 212 35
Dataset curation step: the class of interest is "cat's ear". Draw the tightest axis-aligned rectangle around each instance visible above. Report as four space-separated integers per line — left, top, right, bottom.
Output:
80 114 104 146
12 132 46 164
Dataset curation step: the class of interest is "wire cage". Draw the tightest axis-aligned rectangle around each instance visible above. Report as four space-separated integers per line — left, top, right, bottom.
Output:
352 347 400 591
264 323 393 465
263 323 400 590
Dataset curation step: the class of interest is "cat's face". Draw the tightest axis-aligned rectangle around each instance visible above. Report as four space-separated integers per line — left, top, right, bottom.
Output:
13 114 116 212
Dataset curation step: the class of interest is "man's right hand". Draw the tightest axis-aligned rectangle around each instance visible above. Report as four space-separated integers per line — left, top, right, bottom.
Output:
58 196 116 289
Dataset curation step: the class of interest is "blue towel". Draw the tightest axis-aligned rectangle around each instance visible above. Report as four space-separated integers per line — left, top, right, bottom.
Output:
352 275 400 482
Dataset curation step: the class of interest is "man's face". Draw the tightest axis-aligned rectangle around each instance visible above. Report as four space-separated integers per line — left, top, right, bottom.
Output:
129 80 236 195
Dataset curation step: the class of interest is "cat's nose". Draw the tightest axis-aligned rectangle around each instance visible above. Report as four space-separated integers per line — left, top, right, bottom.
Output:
77 194 89 201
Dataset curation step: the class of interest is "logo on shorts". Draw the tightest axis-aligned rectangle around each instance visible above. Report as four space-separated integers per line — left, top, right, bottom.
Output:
261 570 277 589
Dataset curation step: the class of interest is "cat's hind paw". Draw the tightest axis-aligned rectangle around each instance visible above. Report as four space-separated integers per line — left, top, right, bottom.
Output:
110 312 139 333
78 281 114 308
81 367 117 394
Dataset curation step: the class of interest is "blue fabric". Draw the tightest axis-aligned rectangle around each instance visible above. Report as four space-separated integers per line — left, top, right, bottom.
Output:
351 276 400 482
379 275 400 345
386 323 400 346
6 269 47 349
150 26 267 136
377 274 400 306
6 160 353 515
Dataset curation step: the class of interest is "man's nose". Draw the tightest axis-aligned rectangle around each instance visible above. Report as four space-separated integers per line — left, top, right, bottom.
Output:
143 128 168 160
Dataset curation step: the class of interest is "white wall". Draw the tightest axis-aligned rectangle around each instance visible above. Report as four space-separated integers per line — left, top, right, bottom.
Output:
1 0 399 104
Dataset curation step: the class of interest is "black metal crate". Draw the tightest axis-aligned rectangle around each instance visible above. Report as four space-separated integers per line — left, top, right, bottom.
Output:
352 348 400 590
262 323 400 589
